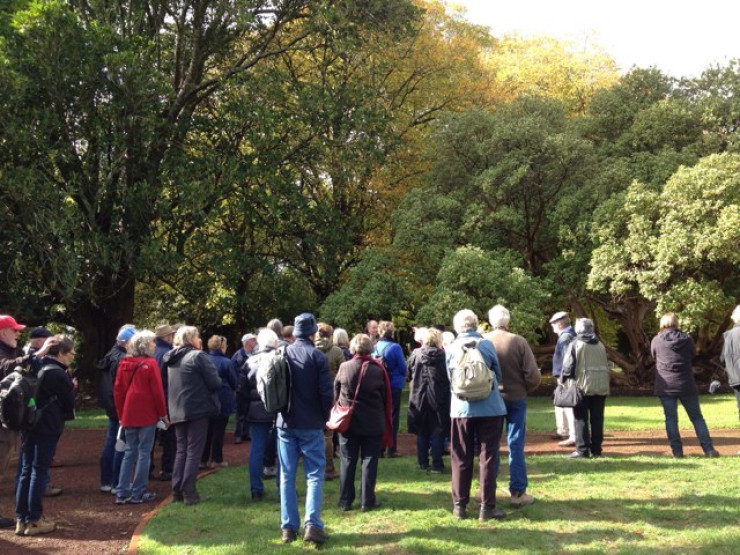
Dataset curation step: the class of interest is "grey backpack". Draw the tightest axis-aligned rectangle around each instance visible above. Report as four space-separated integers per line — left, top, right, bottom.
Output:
451 340 493 401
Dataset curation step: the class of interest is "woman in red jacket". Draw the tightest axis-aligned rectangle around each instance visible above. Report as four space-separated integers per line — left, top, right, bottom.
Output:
114 330 168 504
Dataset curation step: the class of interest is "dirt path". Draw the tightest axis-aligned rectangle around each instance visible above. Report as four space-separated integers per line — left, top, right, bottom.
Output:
1 427 738 554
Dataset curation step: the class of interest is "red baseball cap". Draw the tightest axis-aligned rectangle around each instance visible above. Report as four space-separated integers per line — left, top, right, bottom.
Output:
0 315 26 331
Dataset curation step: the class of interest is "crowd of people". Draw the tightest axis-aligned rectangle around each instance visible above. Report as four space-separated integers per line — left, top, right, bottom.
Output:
0 303 738 544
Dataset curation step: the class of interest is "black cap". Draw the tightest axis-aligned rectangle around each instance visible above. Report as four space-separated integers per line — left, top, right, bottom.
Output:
29 327 53 339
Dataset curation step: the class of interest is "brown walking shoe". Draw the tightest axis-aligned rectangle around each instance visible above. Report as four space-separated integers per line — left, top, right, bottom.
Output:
303 525 328 544
25 517 56 536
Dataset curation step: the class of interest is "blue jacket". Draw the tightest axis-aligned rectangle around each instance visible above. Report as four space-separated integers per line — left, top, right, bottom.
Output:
207 350 238 417
552 326 575 377
277 338 333 430
445 331 506 418
373 339 407 390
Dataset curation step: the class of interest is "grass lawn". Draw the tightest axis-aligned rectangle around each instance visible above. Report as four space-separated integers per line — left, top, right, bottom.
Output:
137 451 740 554
70 393 740 432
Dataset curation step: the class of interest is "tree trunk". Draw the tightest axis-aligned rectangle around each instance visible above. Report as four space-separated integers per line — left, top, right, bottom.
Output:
71 277 135 395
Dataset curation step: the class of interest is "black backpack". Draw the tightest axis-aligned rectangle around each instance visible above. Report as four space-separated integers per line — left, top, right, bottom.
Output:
0 365 55 432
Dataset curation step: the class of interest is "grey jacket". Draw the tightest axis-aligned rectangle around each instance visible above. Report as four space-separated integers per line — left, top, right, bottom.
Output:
164 346 221 424
720 325 740 387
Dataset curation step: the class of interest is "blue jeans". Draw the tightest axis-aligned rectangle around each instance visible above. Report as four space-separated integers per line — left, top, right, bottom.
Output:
16 433 58 523
117 425 157 500
416 432 445 471
277 428 325 531
249 423 279 494
659 395 715 455
100 417 124 488
494 398 528 494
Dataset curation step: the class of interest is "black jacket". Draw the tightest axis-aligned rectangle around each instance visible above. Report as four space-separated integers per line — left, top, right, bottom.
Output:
651 328 698 397
0 340 33 378
334 358 387 437
406 347 450 436
97 344 126 419
164 346 221 424
32 358 75 437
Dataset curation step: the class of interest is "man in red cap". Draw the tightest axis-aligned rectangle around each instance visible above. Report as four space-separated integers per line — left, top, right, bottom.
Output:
0 315 52 527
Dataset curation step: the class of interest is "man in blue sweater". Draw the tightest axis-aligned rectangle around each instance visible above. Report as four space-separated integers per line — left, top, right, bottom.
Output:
277 313 333 545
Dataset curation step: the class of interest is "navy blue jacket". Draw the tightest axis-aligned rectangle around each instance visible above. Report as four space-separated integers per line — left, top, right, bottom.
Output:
277 338 333 430
155 338 172 396
207 350 238 417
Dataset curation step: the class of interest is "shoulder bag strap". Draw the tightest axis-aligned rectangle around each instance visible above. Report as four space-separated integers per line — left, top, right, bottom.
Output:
348 361 369 407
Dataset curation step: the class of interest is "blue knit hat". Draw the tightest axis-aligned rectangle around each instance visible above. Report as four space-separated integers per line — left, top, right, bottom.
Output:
116 324 137 343
293 313 318 338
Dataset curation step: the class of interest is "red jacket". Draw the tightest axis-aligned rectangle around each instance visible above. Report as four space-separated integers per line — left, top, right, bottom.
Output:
114 356 167 427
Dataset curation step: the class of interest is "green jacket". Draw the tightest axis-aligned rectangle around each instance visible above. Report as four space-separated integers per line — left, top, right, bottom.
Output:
562 333 610 396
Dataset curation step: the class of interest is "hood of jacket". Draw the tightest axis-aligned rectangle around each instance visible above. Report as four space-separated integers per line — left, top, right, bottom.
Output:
163 345 193 366
417 346 445 365
314 336 333 353
659 328 693 352
576 332 599 345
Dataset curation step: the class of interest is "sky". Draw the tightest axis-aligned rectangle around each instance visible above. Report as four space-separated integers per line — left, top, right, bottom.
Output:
450 0 740 78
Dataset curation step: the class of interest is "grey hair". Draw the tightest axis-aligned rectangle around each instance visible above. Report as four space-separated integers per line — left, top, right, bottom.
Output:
488 305 511 330
267 319 283 336
127 330 156 357
659 313 679 330
257 328 279 350
349 333 374 356
453 309 478 334
421 328 443 348
333 327 350 348
174 325 200 347
574 318 594 334
731 305 740 325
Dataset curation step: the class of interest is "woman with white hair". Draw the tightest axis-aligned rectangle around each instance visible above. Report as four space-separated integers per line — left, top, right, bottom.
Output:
446 309 506 521
163 326 222 505
651 313 719 458
241 328 281 501
560 318 610 459
407 327 450 473
720 306 740 437
113 330 168 504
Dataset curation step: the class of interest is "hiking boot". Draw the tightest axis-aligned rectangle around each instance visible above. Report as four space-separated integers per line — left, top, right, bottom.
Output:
510 492 535 507
479 505 506 522
558 439 576 447
44 485 63 497
25 517 56 536
303 525 328 544
452 504 467 519
281 528 297 543
129 492 156 504
15 520 27 536
705 449 720 458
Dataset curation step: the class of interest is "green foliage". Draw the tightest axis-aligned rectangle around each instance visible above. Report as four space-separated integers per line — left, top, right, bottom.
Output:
416 246 550 342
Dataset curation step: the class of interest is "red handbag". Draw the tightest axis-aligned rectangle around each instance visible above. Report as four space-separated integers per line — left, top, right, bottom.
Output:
327 361 367 434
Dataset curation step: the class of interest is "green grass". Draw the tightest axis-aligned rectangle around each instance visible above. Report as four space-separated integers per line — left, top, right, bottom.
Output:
72 394 738 432
137 451 740 554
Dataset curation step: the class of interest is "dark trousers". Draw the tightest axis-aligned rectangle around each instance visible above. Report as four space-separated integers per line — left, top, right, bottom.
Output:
387 388 402 454
234 405 250 440
172 418 209 500
450 416 504 509
201 415 230 464
263 426 277 467
16 433 58 523
159 425 176 474
100 417 124 488
659 395 714 455
338 433 382 508
573 395 606 456
416 431 445 471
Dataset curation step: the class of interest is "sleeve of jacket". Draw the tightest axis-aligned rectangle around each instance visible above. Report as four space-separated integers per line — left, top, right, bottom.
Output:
521 339 541 392
0 353 31 377
407 351 418 383
561 341 577 379
316 351 334 418
198 353 222 392
390 344 407 380
52 369 76 418
112 364 126 421
227 360 238 391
